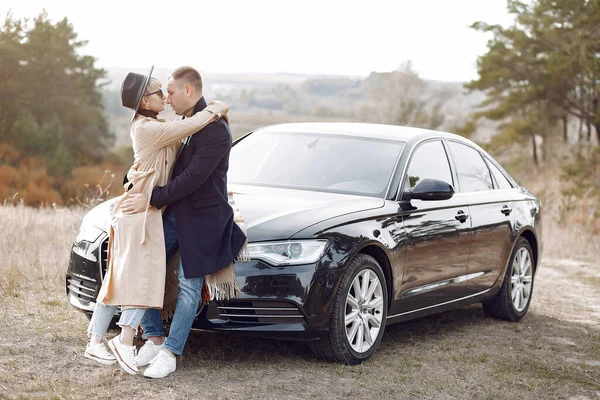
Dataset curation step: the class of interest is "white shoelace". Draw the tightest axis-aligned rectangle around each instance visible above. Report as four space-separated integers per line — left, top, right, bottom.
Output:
149 351 170 366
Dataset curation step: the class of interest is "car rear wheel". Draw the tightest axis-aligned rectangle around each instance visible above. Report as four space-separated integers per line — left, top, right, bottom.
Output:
309 253 387 364
483 237 535 322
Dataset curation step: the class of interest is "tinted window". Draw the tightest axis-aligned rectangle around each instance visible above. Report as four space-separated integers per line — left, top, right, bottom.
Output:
406 141 453 190
229 132 404 197
447 142 493 192
486 159 513 189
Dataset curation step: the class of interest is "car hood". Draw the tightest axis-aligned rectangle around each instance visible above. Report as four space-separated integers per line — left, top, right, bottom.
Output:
230 184 384 242
87 186 384 242
85 197 118 233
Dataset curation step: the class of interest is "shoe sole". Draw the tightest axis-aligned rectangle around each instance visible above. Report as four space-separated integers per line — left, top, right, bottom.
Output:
137 347 163 367
143 368 175 379
136 356 156 368
137 359 151 368
143 356 176 379
84 351 117 365
108 340 138 375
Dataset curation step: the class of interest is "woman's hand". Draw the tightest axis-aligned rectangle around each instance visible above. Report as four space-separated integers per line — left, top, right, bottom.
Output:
121 193 149 214
127 162 140 185
208 100 230 124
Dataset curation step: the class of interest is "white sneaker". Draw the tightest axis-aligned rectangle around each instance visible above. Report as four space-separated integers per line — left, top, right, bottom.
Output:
136 340 164 367
108 335 138 375
84 342 117 365
143 349 176 379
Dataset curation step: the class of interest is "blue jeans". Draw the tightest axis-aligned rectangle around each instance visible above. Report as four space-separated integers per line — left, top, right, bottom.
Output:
141 206 204 356
90 207 180 339
163 206 179 260
88 304 146 337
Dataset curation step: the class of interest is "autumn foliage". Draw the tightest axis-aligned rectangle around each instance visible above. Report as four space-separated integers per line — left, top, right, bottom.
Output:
0 12 128 206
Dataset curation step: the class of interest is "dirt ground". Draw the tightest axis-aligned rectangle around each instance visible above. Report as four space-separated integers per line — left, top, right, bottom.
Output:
0 206 599 400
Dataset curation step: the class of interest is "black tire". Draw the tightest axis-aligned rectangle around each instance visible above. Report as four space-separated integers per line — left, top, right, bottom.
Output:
483 237 535 322
309 253 388 364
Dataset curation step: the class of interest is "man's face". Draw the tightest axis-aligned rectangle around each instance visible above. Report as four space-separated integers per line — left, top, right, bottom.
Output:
166 77 189 115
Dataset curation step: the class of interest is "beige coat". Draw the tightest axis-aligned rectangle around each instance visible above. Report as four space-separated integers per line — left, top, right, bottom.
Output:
97 102 228 310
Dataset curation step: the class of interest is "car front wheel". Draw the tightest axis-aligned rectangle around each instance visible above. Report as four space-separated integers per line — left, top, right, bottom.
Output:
309 253 388 364
483 237 535 322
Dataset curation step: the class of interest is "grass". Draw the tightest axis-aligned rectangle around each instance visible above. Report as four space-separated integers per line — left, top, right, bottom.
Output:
0 205 85 296
0 163 599 399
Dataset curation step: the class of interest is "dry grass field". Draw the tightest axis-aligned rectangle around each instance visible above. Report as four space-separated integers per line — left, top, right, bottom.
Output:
0 166 599 399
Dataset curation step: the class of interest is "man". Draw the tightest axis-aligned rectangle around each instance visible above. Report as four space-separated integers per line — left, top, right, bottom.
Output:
121 66 246 378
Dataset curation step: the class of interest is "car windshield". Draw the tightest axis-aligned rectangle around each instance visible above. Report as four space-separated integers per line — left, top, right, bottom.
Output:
229 131 405 197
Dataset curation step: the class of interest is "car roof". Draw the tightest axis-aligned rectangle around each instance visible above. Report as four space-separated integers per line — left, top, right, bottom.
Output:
253 122 463 143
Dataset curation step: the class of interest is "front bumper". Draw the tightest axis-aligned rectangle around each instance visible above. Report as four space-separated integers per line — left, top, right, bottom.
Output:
66 237 344 339
193 260 344 339
65 233 107 313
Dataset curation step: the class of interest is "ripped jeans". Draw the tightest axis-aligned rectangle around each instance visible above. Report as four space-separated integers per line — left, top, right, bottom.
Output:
140 206 204 356
87 206 180 338
87 304 147 337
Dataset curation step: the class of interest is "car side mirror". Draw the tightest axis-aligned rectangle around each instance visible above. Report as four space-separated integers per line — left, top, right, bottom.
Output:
404 178 455 201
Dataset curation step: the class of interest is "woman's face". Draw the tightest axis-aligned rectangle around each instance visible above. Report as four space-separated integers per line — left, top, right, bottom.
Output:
142 86 166 113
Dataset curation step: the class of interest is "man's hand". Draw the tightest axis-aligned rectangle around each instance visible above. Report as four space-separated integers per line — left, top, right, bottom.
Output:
121 193 149 214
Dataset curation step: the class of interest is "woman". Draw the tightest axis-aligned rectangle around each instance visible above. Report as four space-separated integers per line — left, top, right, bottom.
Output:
84 67 229 375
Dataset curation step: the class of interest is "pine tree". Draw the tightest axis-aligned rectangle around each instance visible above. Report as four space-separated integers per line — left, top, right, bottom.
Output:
467 0 600 162
0 11 113 168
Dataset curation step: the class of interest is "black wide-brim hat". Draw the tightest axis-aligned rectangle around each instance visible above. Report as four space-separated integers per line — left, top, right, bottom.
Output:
121 65 154 122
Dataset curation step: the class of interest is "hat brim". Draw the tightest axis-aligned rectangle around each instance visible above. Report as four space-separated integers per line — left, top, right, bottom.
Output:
131 65 155 122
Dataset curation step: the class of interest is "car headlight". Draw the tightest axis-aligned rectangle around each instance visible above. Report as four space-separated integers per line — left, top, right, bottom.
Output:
247 240 328 266
75 224 104 244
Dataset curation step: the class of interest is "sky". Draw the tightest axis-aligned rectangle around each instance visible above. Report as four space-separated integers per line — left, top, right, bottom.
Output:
2 0 515 82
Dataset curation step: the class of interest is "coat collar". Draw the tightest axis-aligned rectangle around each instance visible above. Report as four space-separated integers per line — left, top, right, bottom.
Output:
192 97 208 115
183 97 208 118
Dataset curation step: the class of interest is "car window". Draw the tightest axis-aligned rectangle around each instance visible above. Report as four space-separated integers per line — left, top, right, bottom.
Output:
229 131 404 197
405 140 453 190
486 159 513 189
447 142 493 192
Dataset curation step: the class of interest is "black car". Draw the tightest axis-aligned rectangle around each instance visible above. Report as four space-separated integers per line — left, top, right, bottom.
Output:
66 122 542 364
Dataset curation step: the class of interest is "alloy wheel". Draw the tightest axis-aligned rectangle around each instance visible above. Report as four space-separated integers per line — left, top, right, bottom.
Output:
510 247 533 312
344 268 384 353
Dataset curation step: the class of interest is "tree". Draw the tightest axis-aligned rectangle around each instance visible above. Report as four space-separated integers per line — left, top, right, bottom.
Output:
0 12 26 138
467 0 600 163
0 11 117 206
363 62 452 130
530 0 600 141
0 11 112 166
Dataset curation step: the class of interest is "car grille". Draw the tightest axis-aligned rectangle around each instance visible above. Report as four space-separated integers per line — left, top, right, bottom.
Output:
66 275 98 305
214 300 305 324
66 237 108 306
100 239 108 277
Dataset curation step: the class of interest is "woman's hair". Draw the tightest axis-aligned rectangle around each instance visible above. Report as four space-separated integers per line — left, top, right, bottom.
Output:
144 77 162 96
136 77 162 113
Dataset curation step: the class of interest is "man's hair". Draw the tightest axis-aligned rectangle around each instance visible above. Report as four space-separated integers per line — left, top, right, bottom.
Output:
170 66 202 93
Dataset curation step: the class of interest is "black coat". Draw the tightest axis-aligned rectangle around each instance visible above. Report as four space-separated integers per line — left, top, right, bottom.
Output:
149 97 246 279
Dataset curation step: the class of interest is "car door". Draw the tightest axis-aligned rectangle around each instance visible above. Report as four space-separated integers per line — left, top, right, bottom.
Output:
445 141 515 296
397 140 472 313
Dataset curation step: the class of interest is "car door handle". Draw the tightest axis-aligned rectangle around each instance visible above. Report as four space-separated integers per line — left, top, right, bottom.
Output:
455 210 469 222
501 206 512 216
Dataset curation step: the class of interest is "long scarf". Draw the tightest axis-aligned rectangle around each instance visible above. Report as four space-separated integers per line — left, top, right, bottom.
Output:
161 250 180 320
229 191 251 263
200 192 250 305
